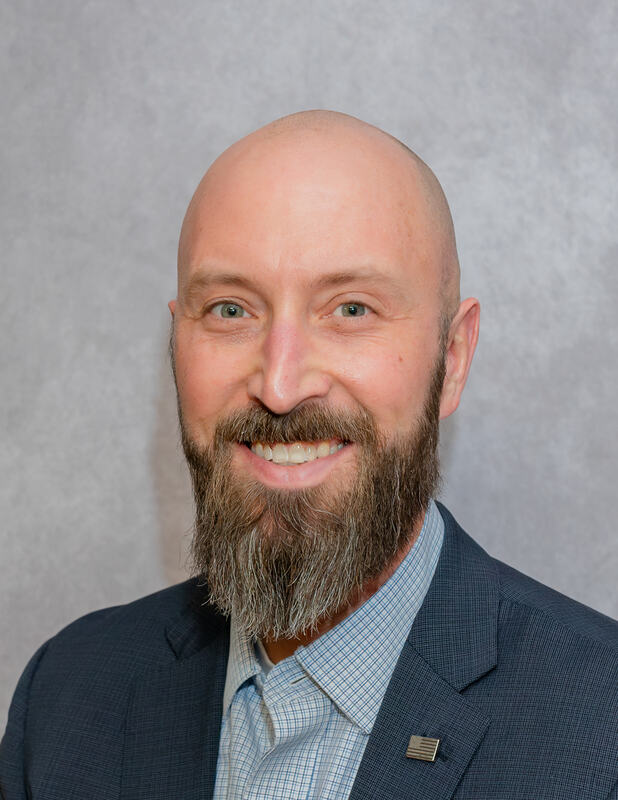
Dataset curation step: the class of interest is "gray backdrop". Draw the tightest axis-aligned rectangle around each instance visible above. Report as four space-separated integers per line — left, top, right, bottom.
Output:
2 0 617 725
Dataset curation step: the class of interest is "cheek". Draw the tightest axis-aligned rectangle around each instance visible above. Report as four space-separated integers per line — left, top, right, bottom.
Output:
174 339 248 433
337 349 433 431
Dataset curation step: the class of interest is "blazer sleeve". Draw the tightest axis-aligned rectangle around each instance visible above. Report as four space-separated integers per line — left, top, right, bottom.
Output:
0 642 50 800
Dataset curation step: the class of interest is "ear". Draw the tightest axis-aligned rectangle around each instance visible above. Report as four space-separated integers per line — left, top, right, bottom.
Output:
168 299 177 316
439 297 480 420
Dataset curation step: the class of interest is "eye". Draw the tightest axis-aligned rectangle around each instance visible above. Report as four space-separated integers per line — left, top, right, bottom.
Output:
334 302 369 318
209 302 249 319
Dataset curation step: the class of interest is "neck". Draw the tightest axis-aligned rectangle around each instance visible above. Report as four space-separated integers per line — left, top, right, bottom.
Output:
262 509 426 664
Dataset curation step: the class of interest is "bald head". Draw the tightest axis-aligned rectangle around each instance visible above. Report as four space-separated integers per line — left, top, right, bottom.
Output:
178 110 460 326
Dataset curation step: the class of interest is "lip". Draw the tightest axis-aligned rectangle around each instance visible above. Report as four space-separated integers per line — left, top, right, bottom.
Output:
233 441 356 489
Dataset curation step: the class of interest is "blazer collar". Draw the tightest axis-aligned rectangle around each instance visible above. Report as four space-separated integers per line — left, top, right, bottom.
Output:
408 501 499 690
349 503 499 800
164 581 227 660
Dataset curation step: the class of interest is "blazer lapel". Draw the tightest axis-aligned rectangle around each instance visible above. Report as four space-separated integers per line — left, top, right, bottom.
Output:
350 504 499 800
121 597 230 800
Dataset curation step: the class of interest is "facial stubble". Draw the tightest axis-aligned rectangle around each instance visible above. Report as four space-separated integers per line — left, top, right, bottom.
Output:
178 354 445 641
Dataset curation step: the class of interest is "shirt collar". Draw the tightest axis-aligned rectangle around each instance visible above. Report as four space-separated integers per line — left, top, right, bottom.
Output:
294 499 444 733
223 500 444 732
222 612 260 713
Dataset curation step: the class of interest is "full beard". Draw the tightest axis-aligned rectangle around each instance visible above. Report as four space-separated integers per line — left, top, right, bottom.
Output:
180 357 445 641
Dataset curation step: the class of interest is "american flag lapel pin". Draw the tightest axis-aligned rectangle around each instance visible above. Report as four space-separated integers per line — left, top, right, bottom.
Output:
406 735 440 762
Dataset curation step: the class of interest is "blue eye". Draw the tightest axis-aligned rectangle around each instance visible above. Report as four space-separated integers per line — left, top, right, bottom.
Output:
337 302 367 317
211 302 247 318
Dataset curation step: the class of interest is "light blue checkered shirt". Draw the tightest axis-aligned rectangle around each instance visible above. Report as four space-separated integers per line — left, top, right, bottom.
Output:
213 500 444 800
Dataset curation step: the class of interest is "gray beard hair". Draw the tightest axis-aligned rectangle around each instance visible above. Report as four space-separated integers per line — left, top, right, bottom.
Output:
179 356 445 641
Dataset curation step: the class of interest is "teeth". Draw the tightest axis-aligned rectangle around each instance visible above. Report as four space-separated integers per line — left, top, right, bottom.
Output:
317 441 331 459
288 443 306 464
271 444 289 465
250 439 345 465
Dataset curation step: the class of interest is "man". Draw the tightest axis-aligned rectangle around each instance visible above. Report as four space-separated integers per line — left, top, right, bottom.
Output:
1 111 617 799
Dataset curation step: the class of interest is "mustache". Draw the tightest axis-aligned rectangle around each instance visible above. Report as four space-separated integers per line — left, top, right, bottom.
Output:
210 403 381 449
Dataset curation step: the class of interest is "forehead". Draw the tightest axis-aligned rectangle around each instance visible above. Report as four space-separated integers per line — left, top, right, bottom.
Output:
179 131 440 296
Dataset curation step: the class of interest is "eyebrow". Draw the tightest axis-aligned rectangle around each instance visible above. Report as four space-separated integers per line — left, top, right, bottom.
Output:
183 271 261 302
183 266 405 301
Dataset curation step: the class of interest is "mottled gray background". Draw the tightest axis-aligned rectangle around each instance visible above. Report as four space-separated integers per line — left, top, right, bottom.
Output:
2 0 617 725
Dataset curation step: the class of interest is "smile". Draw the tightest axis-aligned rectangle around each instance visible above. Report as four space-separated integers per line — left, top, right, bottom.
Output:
247 439 346 465
236 439 354 489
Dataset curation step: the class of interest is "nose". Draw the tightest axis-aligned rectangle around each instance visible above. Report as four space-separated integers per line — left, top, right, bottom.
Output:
246 319 332 414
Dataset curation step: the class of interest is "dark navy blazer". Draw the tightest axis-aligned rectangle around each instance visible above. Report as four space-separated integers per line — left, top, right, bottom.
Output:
2 504 617 799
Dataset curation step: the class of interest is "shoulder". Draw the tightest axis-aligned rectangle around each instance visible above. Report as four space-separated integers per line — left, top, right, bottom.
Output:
15 579 225 717
494 556 618 652
438 501 618 655
434 505 618 795
39 578 221 671
486 557 618 723
428 509 618 798
433 501 618 734
488 558 618 726
0 579 218 786
441 505 617 734
47 578 204 644
1 581 228 791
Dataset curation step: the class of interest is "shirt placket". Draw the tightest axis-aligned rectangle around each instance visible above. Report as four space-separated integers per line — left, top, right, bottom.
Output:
243 661 331 800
